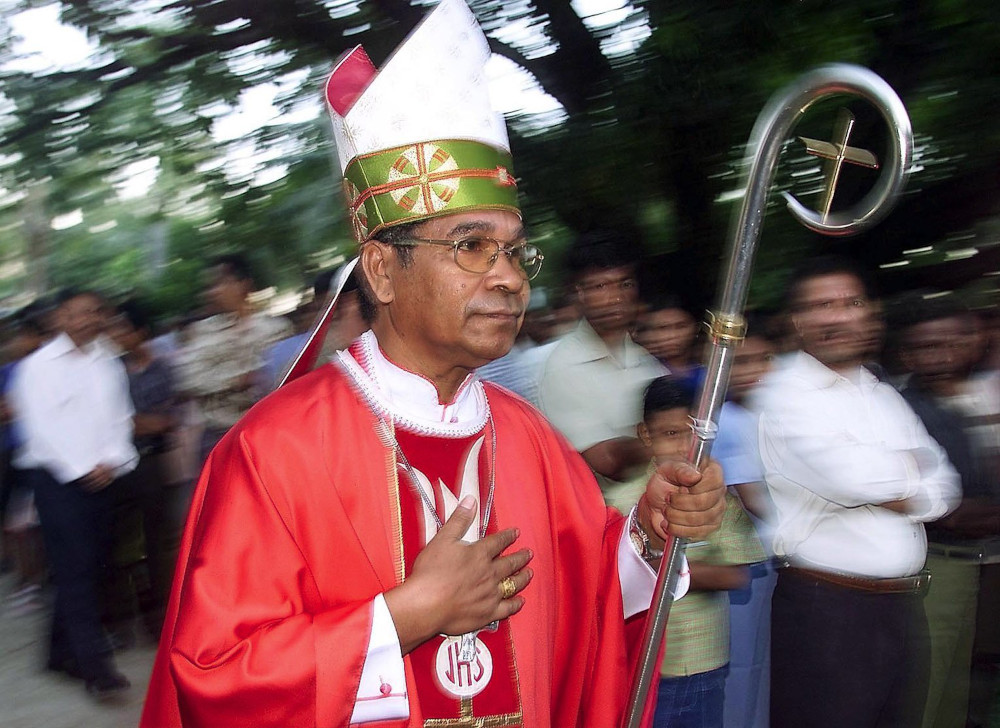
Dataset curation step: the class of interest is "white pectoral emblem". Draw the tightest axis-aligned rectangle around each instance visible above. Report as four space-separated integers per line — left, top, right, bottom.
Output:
434 635 493 698
416 435 485 544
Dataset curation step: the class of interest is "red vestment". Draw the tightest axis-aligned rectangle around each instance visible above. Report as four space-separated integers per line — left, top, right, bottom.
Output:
141 363 651 727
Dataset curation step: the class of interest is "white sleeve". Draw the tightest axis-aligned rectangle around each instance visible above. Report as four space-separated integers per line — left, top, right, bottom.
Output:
10 360 79 482
617 525 689 619
757 390 959 520
894 415 961 522
350 595 409 724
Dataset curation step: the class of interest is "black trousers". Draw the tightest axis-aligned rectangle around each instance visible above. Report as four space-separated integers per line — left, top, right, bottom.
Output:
30 468 120 681
771 569 930 728
103 453 170 632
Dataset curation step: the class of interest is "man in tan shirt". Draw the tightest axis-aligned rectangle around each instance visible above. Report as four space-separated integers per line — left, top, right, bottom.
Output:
539 230 666 501
175 254 290 460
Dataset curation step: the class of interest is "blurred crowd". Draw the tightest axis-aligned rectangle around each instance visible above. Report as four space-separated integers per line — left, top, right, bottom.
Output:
0 253 367 700
0 238 997 727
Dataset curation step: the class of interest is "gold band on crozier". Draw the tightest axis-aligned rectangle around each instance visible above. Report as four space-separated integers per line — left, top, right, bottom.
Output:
705 310 747 344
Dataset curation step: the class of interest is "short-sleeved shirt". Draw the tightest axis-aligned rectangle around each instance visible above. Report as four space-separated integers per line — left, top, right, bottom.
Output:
127 356 178 455
539 321 667 504
661 492 765 677
538 320 667 452
175 312 291 430
714 401 763 488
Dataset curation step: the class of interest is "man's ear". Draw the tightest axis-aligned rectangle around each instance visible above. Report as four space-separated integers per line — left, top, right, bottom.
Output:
637 421 653 447
789 311 805 339
359 241 396 306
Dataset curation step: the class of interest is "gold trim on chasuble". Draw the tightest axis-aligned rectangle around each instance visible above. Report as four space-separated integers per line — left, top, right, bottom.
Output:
343 139 518 243
423 698 522 727
385 433 405 586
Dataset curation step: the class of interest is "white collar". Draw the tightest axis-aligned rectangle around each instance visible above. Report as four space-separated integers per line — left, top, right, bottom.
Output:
41 333 110 361
337 330 489 438
571 320 647 367
789 351 878 390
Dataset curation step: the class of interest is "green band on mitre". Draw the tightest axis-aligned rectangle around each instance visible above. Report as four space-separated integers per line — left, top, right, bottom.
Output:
342 138 519 243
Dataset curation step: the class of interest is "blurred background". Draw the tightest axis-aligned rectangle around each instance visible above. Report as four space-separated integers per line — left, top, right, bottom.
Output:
0 0 997 318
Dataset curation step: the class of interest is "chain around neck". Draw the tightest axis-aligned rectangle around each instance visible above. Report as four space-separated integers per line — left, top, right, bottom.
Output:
372 407 497 541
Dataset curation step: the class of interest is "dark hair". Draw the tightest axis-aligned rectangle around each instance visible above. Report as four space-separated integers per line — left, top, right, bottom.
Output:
54 287 103 308
314 263 360 300
356 222 419 324
743 310 780 343
900 295 973 333
784 255 876 312
212 253 255 284
313 269 335 299
370 223 417 264
642 376 695 421
642 291 698 320
14 300 48 337
563 229 640 284
117 299 152 335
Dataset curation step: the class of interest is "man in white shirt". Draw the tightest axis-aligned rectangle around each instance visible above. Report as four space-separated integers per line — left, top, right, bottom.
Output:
10 288 139 698
753 256 960 728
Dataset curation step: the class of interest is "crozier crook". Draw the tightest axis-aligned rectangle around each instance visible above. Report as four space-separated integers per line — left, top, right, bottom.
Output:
622 63 914 728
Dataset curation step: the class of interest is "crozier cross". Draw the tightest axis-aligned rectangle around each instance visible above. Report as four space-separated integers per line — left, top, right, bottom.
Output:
797 109 880 223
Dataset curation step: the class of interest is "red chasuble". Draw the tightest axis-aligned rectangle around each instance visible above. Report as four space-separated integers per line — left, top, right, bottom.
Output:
141 361 651 727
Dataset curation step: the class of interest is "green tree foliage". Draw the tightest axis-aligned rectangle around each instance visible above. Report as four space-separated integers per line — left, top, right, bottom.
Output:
0 0 997 317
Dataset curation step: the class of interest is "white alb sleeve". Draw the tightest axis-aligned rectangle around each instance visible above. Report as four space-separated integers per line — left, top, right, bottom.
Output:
350 595 409 724
618 524 689 619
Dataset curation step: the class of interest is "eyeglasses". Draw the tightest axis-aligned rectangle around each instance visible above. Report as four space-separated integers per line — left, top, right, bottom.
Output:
393 236 545 281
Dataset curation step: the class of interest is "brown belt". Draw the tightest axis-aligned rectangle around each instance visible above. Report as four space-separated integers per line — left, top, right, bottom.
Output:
783 565 930 595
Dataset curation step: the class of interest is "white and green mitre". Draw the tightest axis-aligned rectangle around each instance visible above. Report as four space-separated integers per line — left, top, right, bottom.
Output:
325 0 520 244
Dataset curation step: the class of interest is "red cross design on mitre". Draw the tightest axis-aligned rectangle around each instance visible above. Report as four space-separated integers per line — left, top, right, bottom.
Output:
348 143 518 240
388 143 461 215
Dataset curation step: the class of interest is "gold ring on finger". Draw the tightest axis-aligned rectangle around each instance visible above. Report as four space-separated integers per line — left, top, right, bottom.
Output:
499 576 517 600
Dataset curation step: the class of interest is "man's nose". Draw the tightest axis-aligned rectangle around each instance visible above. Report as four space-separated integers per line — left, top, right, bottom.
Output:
829 302 860 323
488 251 525 293
937 346 959 364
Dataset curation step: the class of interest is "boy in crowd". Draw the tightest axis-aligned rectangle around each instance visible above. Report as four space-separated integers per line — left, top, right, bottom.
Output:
627 377 765 728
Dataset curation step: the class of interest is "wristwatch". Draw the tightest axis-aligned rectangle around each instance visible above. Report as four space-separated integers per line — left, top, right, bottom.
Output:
629 504 664 563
